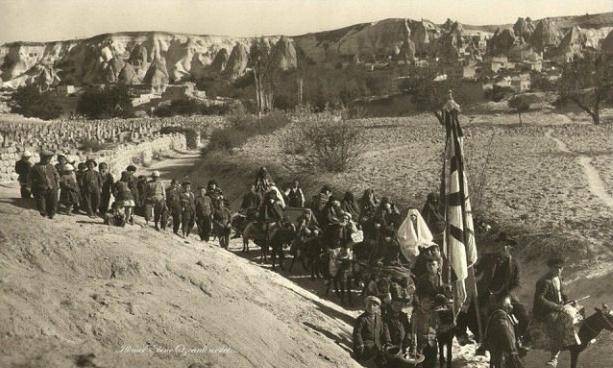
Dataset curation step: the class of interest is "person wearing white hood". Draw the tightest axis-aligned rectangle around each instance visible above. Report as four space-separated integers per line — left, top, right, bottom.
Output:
397 208 436 264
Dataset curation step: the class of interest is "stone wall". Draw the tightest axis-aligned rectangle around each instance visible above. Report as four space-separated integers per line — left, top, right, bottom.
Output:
0 133 187 183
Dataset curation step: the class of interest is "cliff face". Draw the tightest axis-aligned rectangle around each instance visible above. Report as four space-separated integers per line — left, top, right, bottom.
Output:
1 12 612 90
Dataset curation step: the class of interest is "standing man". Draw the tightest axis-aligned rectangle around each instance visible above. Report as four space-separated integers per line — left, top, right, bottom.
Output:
98 162 114 215
180 181 196 238
81 159 102 218
486 293 524 368
15 151 33 199
166 179 182 235
353 296 391 366
126 165 139 223
212 199 232 248
28 150 59 219
145 171 166 230
195 186 213 242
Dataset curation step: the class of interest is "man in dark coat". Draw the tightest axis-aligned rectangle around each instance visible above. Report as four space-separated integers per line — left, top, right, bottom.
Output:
284 179 305 208
98 162 114 214
483 239 529 345
180 181 196 238
166 179 182 235
195 186 213 242
533 257 568 367
486 293 524 368
126 165 140 220
15 151 33 199
384 293 413 354
145 171 166 230
323 196 346 249
353 296 391 366
81 159 102 218
310 185 332 225
212 199 232 248
28 150 59 218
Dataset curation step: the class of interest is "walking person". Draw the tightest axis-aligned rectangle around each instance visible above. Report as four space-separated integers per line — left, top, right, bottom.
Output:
28 150 60 219
98 162 114 214
180 181 196 238
486 293 525 368
212 198 232 248
195 186 213 242
145 171 166 230
81 159 102 218
113 171 136 225
166 179 182 235
59 163 80 215
15 151 33 200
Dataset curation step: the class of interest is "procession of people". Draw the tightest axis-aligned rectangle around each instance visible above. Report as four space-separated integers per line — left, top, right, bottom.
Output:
14 152 588 368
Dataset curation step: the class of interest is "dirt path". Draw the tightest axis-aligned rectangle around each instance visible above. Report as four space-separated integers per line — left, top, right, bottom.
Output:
545 129 613 210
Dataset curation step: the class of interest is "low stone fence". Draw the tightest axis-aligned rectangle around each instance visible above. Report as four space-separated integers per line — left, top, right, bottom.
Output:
0 115 226 183
0 133 187 183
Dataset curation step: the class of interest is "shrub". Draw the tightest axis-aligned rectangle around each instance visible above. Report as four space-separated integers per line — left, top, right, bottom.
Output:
204 110 291 154
11 85 62 120
299 113 364 172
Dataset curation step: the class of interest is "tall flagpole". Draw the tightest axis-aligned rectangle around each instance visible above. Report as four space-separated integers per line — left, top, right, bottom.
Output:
446 91 484 343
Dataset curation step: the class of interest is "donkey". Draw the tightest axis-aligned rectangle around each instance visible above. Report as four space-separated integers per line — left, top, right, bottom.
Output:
567 304 613 368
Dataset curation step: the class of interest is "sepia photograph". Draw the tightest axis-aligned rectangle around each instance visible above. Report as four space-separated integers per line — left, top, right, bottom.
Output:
0 0 612 367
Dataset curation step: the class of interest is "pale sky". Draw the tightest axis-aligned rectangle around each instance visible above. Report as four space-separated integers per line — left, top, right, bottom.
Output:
0 0 611 43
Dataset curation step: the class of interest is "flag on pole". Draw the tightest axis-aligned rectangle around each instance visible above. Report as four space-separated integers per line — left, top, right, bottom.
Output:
440 97 478 314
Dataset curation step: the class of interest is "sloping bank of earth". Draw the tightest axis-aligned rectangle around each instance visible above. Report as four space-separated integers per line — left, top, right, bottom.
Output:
0 177 362 367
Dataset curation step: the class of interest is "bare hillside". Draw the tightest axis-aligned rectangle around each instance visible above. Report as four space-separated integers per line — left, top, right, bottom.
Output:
0 175 361 368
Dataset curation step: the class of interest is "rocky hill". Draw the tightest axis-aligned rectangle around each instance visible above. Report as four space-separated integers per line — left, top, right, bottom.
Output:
1 12 612 90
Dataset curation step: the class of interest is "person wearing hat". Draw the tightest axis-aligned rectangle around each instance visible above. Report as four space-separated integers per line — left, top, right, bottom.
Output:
59 163 80 215
353 296 391 365
323 196 346 249
310 185 332 225
55 154 68 175
533 256 569 367
482 235 529 347
28 150 60 218
180 181 196 238
195 186 213 242
113 171 135 224
166 179 183 235
14 150 33 199
485 293 524 368
212 195 232 248
384 289 414 357
145 170 166 230
206 179 224 208
98 162 114 215
125 165 140 214
81 159 102 218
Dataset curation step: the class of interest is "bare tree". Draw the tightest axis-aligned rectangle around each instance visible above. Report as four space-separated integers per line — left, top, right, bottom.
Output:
560 51 612 125
250 38 275 117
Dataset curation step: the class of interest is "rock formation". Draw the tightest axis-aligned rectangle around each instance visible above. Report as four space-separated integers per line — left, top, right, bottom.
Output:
224 42 249 79
530 19 562 51
513 17 536 43
271 36 297 71
489 28 517 55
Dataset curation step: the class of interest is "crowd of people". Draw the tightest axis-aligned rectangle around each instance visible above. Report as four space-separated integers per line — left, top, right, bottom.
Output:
14 152 585 368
